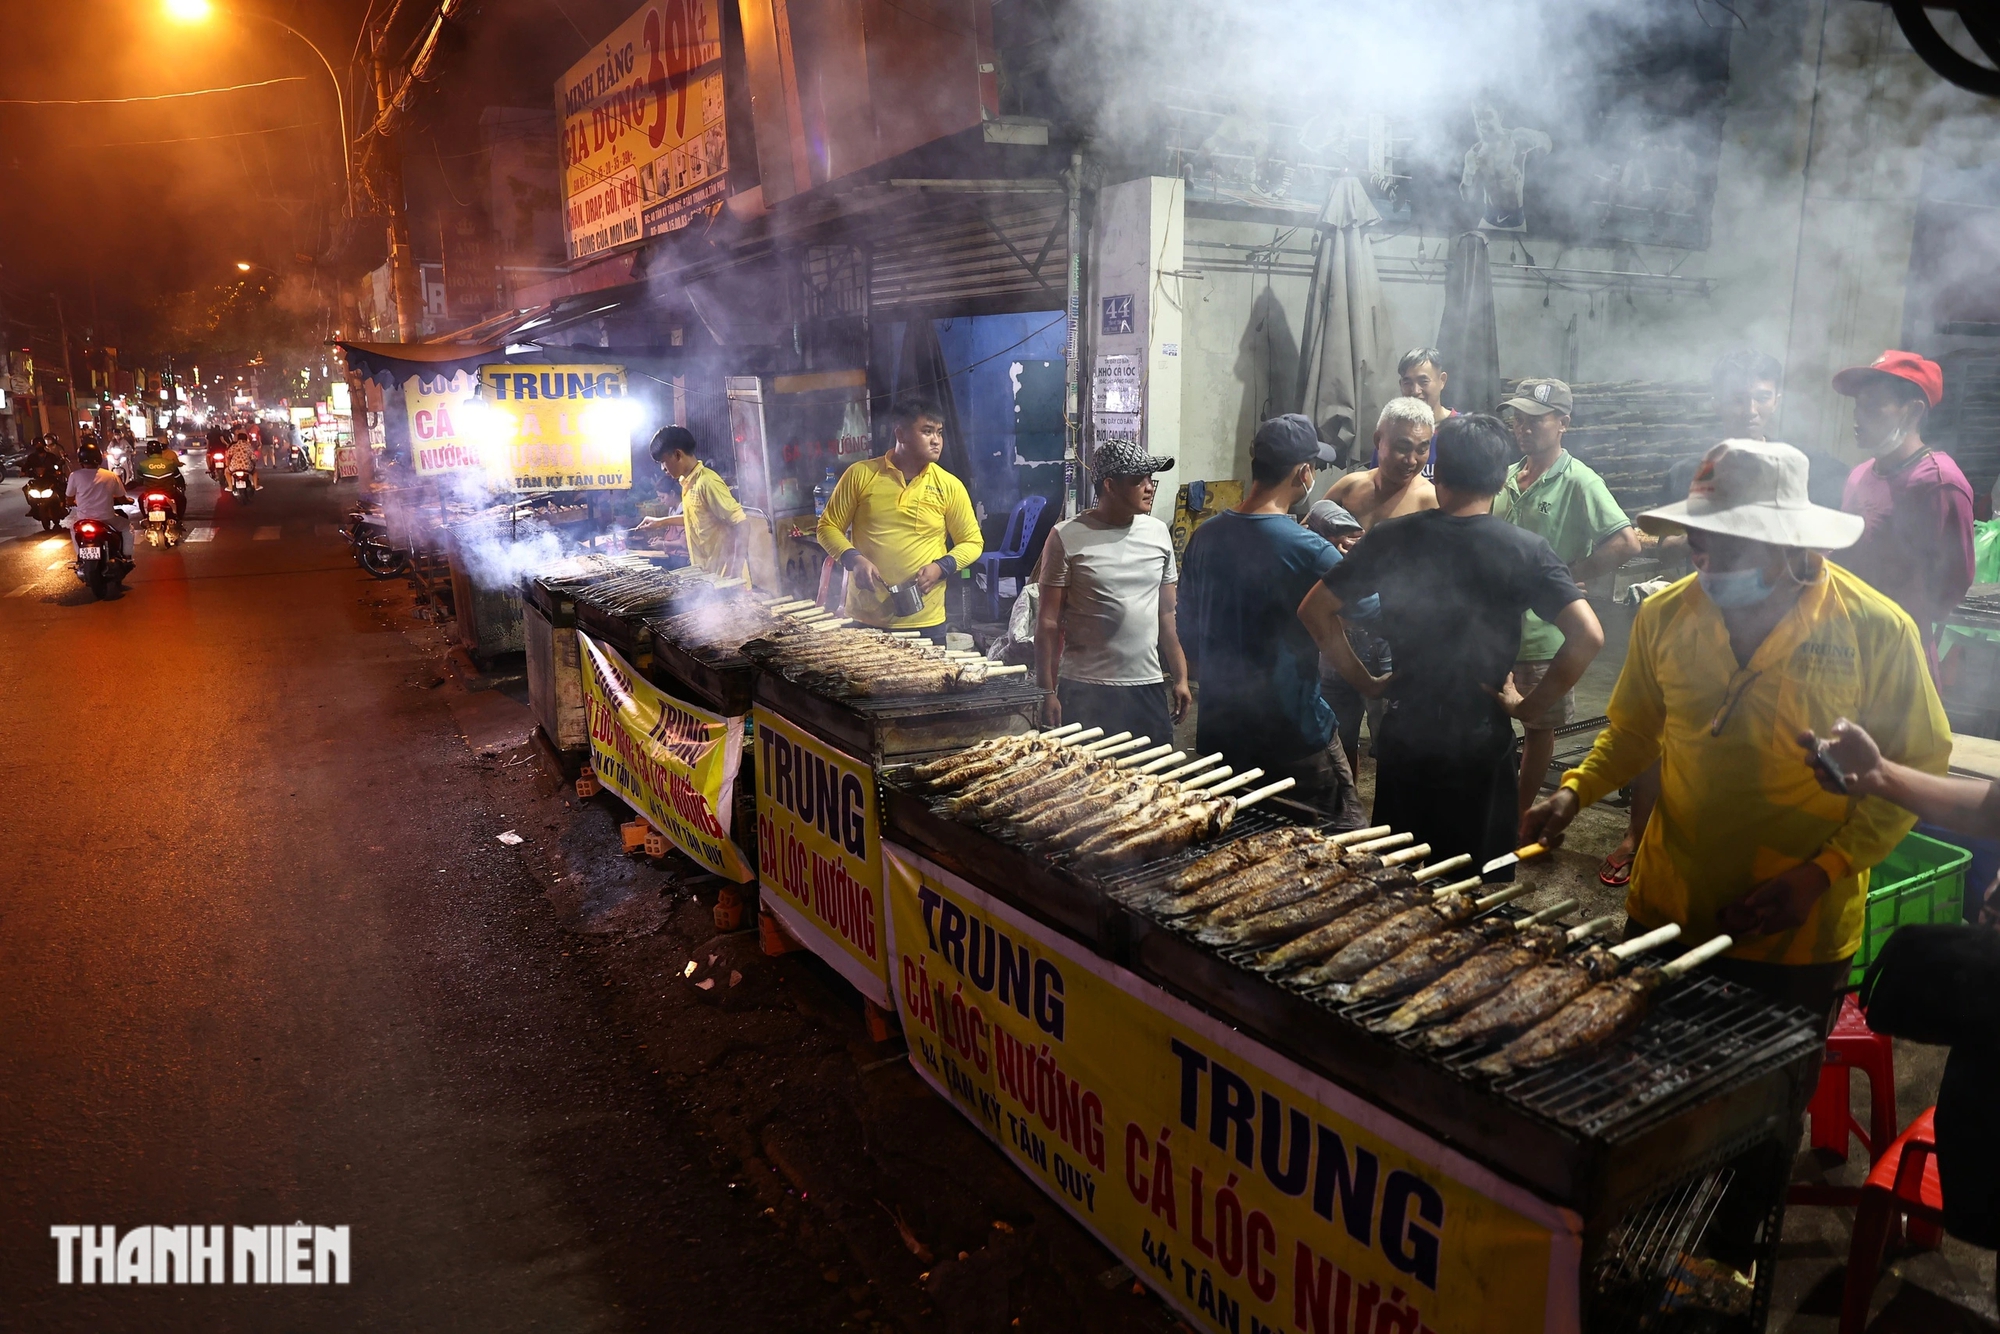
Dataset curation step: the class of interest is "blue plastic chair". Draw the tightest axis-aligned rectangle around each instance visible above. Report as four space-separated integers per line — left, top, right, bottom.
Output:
972 494 1048 621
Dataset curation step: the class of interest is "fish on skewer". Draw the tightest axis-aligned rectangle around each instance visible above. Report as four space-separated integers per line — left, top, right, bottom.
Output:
1186 834 1415 925
1424 923 1683 1049
1153 830 1404 919
907 732 1063 787
1338 897 1580 1005
1474 935 1735 1076
1305 883 1539 985
1198 852 1466 951
1375 914 1621 1035
1070 776 1297 867
1159 826 1388 898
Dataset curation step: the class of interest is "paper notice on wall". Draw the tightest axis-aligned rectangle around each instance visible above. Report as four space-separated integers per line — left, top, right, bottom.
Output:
1093 353 1143 446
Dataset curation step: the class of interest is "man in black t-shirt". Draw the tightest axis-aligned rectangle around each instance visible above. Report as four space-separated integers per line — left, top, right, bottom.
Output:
1300 413 1605 872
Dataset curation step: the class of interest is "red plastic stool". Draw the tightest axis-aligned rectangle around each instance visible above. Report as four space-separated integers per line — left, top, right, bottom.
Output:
1789 995 1899 1211
1838 1107 1946 1334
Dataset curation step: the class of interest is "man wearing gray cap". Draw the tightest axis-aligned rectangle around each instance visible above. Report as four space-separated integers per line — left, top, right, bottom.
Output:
1179 414 1366 826
1035 439 1190 743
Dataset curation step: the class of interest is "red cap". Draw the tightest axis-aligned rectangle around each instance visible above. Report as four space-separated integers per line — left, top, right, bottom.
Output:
1831 350 1943 407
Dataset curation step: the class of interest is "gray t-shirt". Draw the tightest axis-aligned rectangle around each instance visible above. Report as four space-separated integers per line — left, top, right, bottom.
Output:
1044 512 1177 685
65 467 129 526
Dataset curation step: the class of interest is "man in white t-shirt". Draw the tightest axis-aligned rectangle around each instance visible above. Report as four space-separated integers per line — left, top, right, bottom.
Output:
1035 440 1190 742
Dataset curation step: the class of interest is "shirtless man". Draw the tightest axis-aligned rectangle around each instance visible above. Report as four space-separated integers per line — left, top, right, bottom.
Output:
1324 397 1438 530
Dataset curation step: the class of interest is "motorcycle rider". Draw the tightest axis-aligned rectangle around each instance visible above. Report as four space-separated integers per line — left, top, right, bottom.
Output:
22 435 65 520
224 428 260 492
205 425 230 481
66 442 131 550
137 439 188 517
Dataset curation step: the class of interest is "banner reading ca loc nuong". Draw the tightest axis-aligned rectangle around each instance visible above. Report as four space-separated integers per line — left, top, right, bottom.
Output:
580 632 753 882
883 844 1583 1334
753 706 888 1006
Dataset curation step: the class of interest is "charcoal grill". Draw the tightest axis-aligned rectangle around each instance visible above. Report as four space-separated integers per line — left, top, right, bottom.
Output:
880 769 1820 1328
642 618 756 716
751 660 1043 764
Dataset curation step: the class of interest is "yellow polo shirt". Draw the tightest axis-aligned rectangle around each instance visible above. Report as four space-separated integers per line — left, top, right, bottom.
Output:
679 461 748 580
815 454 983 628
1564 561 1952 965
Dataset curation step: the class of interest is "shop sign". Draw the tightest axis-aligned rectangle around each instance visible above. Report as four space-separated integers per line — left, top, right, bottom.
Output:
581 633 754 882
404 370 482 475
474 364 634 491
884 845 1582 1334
753 707 888 1006
557 0 729 260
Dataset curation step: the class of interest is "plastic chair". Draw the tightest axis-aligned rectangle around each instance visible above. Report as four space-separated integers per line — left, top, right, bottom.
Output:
1789 995 1900 1209
1838 1107 1948 1334
972 494 1047 621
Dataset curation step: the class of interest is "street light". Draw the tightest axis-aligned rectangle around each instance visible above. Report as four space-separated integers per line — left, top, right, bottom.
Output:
164 1 350 213
235 261 253 272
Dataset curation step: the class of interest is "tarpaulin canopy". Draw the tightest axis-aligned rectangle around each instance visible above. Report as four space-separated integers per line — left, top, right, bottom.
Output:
1294 176 1393 464
335 339 502 383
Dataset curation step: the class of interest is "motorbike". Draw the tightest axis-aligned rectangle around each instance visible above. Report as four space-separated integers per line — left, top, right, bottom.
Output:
343 500 409 578
289 440 315 472
105 443 134 485
207 448 227 483
135 477 183 547
71 515 134 599
25 469 65 531
228 468 255 505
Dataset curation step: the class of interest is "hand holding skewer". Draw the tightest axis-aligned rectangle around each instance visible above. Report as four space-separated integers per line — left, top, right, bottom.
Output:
1518 787 1579 850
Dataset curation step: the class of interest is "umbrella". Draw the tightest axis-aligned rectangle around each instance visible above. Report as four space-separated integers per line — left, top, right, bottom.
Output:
1436 231 1502 416
1294 176 1393 464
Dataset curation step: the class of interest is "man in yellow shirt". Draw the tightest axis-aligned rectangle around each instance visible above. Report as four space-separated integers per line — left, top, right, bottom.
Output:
815 397 983 637
637 426 750 580
1521 440 1952 1016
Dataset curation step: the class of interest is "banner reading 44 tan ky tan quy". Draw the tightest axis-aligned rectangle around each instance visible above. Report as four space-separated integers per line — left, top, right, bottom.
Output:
884 844 1585 1334
580 632 753 882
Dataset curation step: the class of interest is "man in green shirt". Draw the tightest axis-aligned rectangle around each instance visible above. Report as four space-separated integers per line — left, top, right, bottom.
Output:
1494 377 1641 818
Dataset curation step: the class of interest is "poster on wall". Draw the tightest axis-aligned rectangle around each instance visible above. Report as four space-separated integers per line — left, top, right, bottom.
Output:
475 363 635 491
883 844 1583 1334
557 0 729 260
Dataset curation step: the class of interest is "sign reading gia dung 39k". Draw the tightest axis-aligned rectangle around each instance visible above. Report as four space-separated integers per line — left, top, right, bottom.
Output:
580 633 753 882
558 0 728 260
754 708 888 1006
477 364 634 491
405 370 481 476
884 845 1583 1334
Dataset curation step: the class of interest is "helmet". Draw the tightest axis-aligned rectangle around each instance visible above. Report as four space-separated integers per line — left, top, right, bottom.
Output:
79 443 103 468
146 440 164 454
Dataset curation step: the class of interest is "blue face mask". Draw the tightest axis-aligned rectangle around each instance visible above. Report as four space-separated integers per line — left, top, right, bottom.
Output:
1698 564 1775 608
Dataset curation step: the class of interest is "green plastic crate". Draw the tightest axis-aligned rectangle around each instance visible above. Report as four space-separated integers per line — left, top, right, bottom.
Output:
1848 830 1971 987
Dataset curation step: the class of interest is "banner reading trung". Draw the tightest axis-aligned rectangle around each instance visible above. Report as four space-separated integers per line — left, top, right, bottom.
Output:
884 844 1583 1334
580 633 752 882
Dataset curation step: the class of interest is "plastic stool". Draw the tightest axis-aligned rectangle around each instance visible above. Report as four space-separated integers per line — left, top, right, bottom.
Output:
1788 994 1898 1209
1838 1108 1946 1334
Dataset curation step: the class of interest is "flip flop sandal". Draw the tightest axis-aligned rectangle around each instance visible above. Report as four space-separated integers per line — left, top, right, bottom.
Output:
1597 853 1635 888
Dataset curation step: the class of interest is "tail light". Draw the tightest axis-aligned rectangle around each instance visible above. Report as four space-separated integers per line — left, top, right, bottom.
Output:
211 451 226 463
77 521 100 538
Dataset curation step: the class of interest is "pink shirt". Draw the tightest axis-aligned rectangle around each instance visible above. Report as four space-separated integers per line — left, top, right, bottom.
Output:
1841 447 1974 671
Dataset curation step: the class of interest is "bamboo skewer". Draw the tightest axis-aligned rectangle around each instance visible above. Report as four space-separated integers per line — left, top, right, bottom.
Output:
1411 852 1474 882
1078 731 1134 753
1331 824 1393 845
1661 935 1734 977
1607 923 1682 960
1159 753 1225 781
1352 831 1414 854
1229 776 1297 810
1565 914 1622 942
1136 750 1188 774
1091 736 1152 760
1378 843 1433 869
1202 768 1267 798
982 664 1030 677
1116 743 1175 768
1177 766 1236 790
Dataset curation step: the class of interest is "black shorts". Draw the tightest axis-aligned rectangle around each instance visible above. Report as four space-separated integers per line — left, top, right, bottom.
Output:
1056 680 1173 746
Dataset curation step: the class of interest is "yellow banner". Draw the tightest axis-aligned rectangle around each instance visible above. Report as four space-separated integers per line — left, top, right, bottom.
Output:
404 370 482 476
475 364 635 491
581 633 753 882
753 707 889 1006
884 844 1582 1334
557 0 728 260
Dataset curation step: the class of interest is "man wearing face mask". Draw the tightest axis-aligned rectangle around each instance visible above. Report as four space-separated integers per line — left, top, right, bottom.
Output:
1835 351 1974 676
1521 440 1951 1017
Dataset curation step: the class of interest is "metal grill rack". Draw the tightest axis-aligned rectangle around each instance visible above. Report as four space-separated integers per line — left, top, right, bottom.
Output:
748 655 1044 764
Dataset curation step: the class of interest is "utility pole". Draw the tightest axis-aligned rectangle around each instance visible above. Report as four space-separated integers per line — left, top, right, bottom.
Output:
52 293 79 453
372 27 425 342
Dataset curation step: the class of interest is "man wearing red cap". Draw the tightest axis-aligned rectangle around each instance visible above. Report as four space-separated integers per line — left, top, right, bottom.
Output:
1834 350 1974 673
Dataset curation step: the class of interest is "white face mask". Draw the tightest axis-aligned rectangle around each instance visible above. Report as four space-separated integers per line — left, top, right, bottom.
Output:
1869 423 1910 460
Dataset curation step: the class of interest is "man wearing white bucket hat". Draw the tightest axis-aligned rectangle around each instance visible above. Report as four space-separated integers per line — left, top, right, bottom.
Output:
1520 439 1952 1015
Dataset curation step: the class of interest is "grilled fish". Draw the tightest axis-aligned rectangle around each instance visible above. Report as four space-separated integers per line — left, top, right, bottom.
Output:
1188 844 1396 924
1160 828 1323 896
1312 891 1491 984
913 736 1041 787
1375 932 1570 1033
1345 920 1561 1005
1075 800 1234 866
1474 969 1666 1075
1423 948 1623 1048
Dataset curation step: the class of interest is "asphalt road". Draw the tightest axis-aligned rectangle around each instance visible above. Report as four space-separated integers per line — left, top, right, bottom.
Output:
0 470 832 1331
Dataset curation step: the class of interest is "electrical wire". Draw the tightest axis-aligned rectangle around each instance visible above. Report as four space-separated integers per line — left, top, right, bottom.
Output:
0 77 307 106
55 121 325 150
